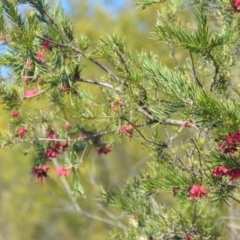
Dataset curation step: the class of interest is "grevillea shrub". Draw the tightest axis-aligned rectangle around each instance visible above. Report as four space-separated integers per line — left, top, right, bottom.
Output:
2 0 240 239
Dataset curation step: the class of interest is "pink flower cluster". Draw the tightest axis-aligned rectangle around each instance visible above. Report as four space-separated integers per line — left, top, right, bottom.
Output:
212 165 240 181
120 123 134 137
216 132 240 154
189 185 206 200
57 167 70 176
40 36 52 52
231 0 240 11
45 141 68 158
97 145 112 155
110 99 124 111
11 110 19 117
25 88 40 98
212 166 228 178
180 121 198 131
45 133 68 158
18 127 27 138
36 51 45 64
32 165 50 184
64 122 71 130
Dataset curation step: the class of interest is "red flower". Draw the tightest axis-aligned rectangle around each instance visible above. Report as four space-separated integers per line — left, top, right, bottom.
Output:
189 185 206 200
41 36 52 51
45 148 58 158
110 102 117 111
18 127 27 138
120 123 134 137
97 145 112 155
25 88 40 98
212 166 229 178
110 99 124 111
228 168 240 181
47 133 57 139
180 121 198 131
213 166 240 181
231 0 240 11
119 99 124 108
64 122 71 130
216 132 240 154
55 141 68 151
36 51 45 64
32 165 50 184
60 85 70 92
226 132 240 144
45 140 68 159
57 167 70 176
186 236 194 240
11 110 19 117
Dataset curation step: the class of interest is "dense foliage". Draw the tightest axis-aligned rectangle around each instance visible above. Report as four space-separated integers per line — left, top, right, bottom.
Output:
1 0 240 239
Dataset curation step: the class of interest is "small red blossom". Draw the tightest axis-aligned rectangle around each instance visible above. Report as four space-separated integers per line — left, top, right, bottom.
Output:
45 140 68 159
11 110 19 117
216 132 240 154
18 127 27 138
47 133 57 139
55 141 69 151
32 165 50 184
110 99 124 111
228 168 240 181
189 185 206 200
180 121 198 131
186 236 194 240
227 132 240 145
212 166 229 178
119 99 124 107
41 36 52 51
231 0 240 11
60 85 70 91
64 122 71 130
120 123 134 137
110 102 117 111
217 142 237 154
36 51 45 64
25 88 40 98
45 148 58 158
57 167 70 176
98 145 112 155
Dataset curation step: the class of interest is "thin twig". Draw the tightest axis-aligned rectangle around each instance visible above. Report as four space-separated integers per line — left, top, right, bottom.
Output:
138 107 194 127
166 41 184 73
190 139 203 179
123 117 168 147
230 194 240 204
176 157 190 172
206 49 219 92
75 78 123 93
228 199 238 240
113 45 130 76
189 51 203 87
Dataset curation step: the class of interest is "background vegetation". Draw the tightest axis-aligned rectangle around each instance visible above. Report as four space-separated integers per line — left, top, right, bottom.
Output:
0 0 238 239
